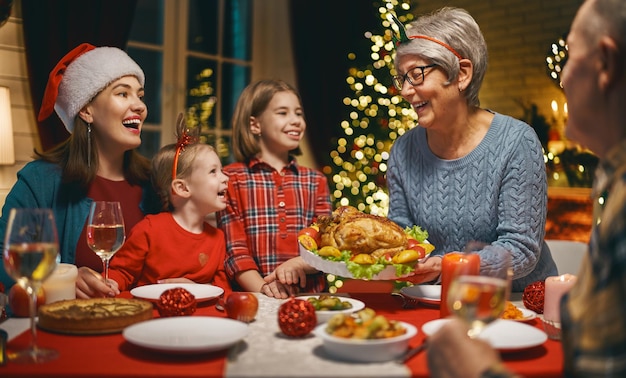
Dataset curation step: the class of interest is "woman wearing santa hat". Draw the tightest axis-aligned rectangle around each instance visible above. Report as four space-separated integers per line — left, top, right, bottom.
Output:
0 43 160 292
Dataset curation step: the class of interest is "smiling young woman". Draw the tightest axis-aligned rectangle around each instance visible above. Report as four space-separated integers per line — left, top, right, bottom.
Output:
0 44 161 291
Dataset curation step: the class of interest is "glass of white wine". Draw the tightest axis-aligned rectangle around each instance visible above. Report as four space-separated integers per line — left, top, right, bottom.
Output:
86 201 125 284
446 245 512 338
3 208 59 363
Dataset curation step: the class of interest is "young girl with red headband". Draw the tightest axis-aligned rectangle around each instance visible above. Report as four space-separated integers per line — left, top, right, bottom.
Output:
0 43 160 291
76 115 231 298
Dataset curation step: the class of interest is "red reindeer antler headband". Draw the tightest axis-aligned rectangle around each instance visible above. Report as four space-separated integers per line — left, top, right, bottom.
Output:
388 12 464 60
171 114 199 180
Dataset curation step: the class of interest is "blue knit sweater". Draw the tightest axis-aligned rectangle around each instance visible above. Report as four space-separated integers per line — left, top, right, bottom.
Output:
388 112 557 292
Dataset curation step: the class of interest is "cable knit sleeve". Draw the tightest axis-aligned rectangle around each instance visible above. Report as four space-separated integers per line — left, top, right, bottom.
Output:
484 117 548 281
387 113 557 291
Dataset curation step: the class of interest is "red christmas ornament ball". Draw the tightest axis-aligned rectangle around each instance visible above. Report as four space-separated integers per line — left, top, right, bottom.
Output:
157 287 197 317
278 297 317 337
522 280 545 314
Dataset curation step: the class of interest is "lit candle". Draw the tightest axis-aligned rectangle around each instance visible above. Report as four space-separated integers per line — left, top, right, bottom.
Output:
440 252 480 318
543 274 577 323
551 100 559 118
42 263 78 304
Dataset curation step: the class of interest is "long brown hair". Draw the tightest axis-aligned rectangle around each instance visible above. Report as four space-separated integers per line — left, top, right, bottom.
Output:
36 116 151 194
231 79 303 162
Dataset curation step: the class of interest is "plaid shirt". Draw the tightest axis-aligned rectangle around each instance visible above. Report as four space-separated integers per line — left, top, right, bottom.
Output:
561 140 626 377
216 157 332 292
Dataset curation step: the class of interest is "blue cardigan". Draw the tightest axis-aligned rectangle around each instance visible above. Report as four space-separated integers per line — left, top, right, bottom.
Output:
0 160 159 289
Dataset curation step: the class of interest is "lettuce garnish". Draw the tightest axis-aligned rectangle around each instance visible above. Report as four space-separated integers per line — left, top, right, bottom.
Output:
404 225 428 242
346 260 387 280
311 248 415 279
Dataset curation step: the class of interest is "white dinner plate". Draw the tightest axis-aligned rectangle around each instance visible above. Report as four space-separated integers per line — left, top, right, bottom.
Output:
296 295 366 323
123 316 248 353
130 283 224 302
400 285 441 305
421 318 547 352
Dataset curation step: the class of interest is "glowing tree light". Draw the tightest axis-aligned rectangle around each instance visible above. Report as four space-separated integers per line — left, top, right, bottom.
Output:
323 0 417 216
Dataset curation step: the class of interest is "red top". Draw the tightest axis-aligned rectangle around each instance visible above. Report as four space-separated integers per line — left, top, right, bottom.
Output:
75 176 145 272
107 212 231 293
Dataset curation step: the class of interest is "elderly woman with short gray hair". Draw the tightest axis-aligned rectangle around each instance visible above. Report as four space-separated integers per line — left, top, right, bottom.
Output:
387 7 557 291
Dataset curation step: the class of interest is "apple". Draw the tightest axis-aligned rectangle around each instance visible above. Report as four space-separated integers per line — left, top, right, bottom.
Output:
224 292 258 323
9 284 46 317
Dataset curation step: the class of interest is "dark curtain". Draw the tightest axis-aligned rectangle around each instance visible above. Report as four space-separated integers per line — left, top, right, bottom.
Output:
22 0 138 151
289 0 379 167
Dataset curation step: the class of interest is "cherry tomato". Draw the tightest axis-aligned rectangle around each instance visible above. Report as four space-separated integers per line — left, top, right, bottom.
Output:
298 227 320 245
408 244 426 259
406 238 420 249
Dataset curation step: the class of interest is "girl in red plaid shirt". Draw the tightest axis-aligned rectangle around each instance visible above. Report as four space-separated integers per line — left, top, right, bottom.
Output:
217 80 332 298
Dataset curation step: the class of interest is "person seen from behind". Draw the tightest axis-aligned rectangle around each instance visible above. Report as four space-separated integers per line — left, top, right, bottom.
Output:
426 1 626 377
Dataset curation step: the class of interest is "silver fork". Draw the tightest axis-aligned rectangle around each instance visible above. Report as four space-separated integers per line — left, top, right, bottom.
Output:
391 292 420 309
397 340 428 363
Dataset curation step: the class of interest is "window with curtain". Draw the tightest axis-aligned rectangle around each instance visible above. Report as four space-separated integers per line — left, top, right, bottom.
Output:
127 0 252 163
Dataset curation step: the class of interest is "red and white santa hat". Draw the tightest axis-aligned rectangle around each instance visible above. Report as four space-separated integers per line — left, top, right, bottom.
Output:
38 43 145 133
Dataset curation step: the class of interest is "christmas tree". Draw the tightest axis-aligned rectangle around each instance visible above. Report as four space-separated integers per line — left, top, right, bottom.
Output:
322 0 418 216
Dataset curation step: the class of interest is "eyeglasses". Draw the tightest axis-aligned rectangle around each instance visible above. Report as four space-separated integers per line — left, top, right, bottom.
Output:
392 64 437 91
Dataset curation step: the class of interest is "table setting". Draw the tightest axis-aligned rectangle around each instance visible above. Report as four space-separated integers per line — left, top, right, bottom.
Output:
0 284 565 378
0 205 568 377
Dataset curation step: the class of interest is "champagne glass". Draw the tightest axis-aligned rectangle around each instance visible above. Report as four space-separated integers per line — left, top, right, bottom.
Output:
86 201 125 283
3 208 59 363
446 245 512 338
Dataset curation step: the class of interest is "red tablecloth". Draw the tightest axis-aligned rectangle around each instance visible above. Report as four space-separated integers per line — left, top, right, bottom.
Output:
350 293 563 378
2 292 563 377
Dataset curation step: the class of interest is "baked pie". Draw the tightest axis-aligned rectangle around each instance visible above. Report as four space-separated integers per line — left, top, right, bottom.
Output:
38 297 153 334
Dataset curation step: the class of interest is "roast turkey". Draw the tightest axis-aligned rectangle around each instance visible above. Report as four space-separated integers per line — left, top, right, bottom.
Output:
317 206 408 258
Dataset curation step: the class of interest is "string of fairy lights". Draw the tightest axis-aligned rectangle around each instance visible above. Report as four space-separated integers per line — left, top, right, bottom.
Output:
323 2 588 222
322 0 417 217
321 1 591 292
546 35 568 89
